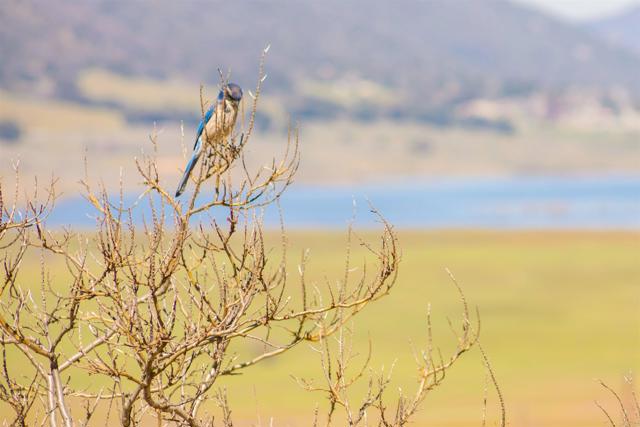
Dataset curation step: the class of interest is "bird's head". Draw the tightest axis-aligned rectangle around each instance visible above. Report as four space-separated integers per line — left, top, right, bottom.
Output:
218 83 243 104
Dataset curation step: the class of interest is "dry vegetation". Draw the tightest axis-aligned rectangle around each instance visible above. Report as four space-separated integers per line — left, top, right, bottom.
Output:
596 377 640 427
0 52 505 426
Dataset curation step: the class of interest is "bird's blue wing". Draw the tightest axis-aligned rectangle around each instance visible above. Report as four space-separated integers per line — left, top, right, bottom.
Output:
193 105 215 149
175 94 222 197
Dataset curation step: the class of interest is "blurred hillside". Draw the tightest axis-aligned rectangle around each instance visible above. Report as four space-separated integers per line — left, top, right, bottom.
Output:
589 6 640 54
1 0 639 193
3 1 640 109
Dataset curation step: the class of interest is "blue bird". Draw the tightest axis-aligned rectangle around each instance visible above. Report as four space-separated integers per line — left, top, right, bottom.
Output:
175 83 243 197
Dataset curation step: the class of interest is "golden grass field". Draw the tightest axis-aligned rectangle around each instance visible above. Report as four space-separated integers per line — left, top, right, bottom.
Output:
1 229 637 426
216 230 640 427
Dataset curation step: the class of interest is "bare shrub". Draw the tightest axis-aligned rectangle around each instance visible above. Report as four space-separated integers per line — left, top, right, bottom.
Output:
0 49 499 426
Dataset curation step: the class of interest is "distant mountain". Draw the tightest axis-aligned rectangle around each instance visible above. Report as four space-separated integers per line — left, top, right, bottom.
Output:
588 6 640 54
3 0 640 109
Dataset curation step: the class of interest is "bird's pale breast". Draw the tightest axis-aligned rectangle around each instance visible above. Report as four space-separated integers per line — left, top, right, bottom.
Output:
203 102 238 145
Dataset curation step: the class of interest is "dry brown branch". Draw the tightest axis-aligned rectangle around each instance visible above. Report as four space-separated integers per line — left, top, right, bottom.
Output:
292 270 498 427
478 343 506 427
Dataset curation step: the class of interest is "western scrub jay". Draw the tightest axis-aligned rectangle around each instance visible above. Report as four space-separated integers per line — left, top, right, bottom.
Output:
175 83 243 197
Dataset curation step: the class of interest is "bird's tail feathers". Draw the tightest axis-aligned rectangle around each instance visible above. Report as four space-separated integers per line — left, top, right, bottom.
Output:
175 138 203 197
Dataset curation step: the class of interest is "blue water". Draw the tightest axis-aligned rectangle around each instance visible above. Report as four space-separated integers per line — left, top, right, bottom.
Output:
48 177 640 229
